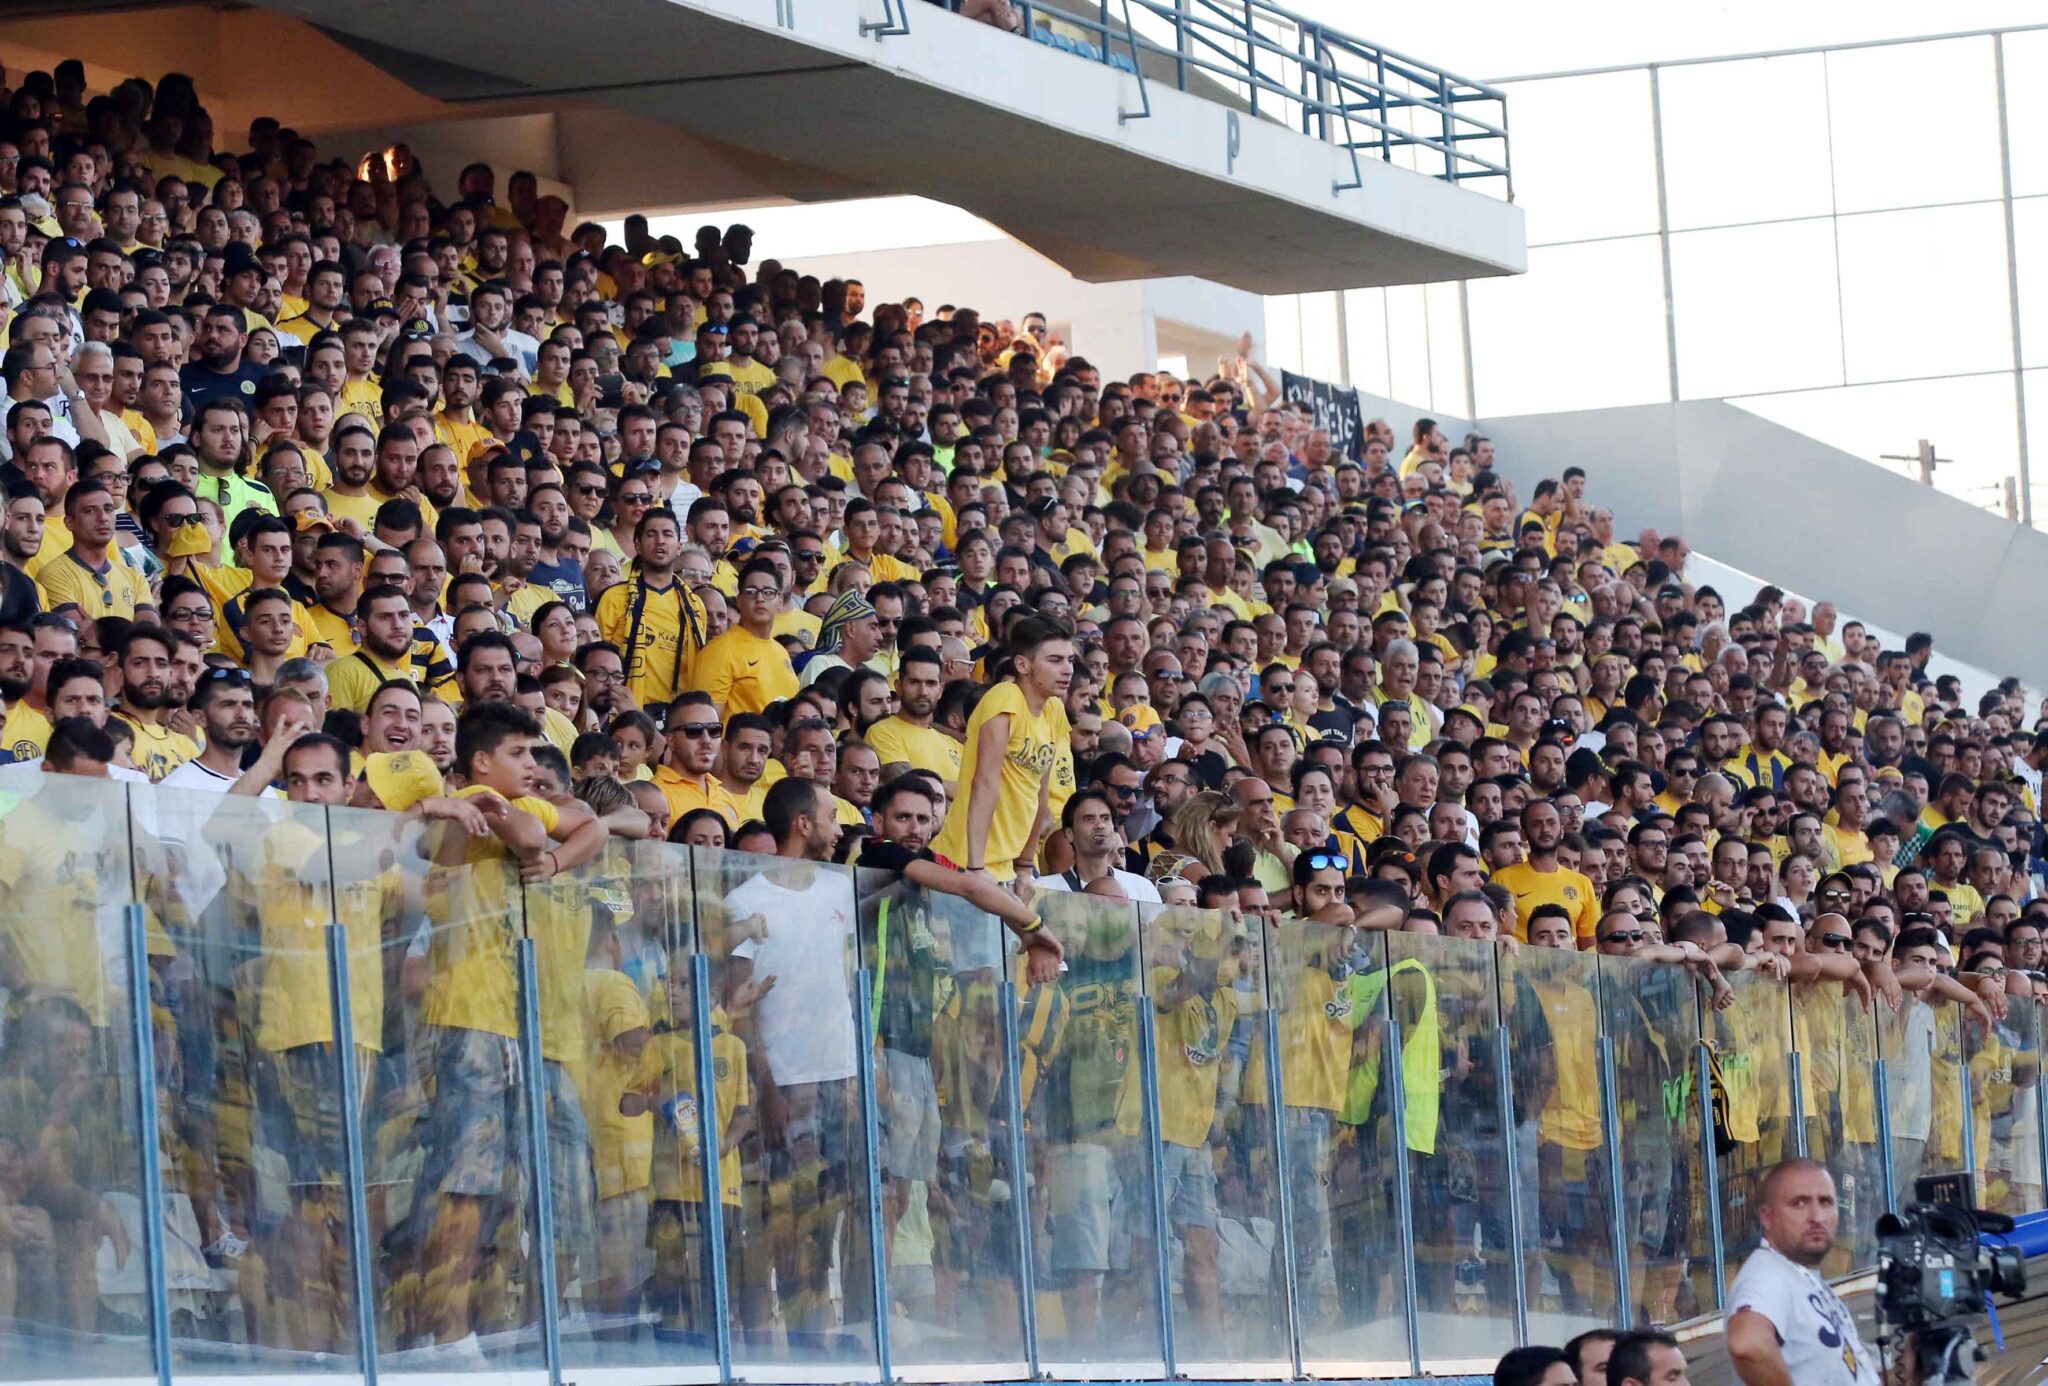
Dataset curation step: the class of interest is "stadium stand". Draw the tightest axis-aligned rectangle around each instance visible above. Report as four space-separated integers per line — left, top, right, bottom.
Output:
0 58 2035 1386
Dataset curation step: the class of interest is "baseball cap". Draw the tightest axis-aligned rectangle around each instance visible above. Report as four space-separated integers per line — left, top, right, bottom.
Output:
1565 747 1615 785
1119 704 1163 739
293 511 335 534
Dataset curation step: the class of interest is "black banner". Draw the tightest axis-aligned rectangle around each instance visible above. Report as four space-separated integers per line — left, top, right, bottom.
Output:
1280 369 1365 462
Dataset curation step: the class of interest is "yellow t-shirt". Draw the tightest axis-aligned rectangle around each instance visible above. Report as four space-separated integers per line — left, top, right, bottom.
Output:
38 550 148 620
719 357 776 401
863 716 963 783
930 681 1057 882
646 1015 750 1206
238 819 394 1053
695 626 798 717
585 966 654 1200
1492 861 1601 944
337 376 383 425
1117 959 1241 1147
1 701 51 762
117 714 200 782
421 787 561 1039
596 577 710 711
1535 976 1603 1149
652 765 740 830
322 489 383 532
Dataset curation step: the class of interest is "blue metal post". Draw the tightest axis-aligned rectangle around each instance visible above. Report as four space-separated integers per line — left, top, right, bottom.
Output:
1133 997 1178 1376
689 954 734 1379
1495 1024 1529 1345
1695 1042 1727 1313
1788 1048 1810 1159
1961 1051 1979 1182
1875 1056 1899 1216
125 903 173 1386
328 926 381 1382
1596 1036 1633 1326
852 966 893 1382
516 939 564 1384
997 979 1042 1379
1263 1007 1305 1378
1383 1012 1424 1377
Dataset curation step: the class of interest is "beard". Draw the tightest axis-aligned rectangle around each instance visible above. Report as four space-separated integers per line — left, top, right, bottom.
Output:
0 676 28 702
124 680 170 711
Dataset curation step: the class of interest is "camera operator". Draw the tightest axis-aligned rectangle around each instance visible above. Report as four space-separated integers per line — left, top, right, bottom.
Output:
1727 1157 1879 1385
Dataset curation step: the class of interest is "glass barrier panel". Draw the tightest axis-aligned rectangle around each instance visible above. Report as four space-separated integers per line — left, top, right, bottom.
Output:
1878 991 1943 1212
524 830 712 1373
1709 968 1794 1293
1923 1000 1971 1189
1964 983 2036 1218
1596 951 1707 1327
323 794 544 1374
1017 890 1163 1379
2007 993 2046 1214
1135 898 1288 1375
135 784 366 1374
1387 931 1511 1368
1836 989 1881 1272
1497 938 1614 1343
853 866 1027 1377
691 845 877 1380
0 774 152 1381
1260 921 1414 1376
1794 978 1875 1277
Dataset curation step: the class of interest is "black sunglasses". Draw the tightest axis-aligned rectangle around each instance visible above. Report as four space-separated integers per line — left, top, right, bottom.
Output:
1301 852 1349 873
1602 930 1646 945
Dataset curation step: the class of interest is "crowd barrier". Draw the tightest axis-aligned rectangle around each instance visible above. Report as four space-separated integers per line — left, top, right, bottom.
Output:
0 772 2036 1383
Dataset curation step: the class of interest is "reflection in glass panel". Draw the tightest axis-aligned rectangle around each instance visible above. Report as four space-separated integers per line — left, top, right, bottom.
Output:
1391 932 1511 1369
1598 954 1710 1326
1659 53 1834 230
1826 37 2002 215
1670 219 1844 399
1022 891 1164 1377
1836 203 2014 383
1498 938 1612 1344
2005 30 2048 199
690 845 876 1378
531 833 712 1372
1728 373 2023 508
323 794 548 1372
140 786 366 1374
1136 898 1288 1373
1496 71 1661 246
0 775 151 1381
1969 991 2043 1218
854 869 1027 1376
1709 971 1794 1300
1467 237 1671 416
1260 921 1410 1374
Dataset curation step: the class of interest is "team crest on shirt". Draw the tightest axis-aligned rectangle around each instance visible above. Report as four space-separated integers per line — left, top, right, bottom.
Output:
713 1057 730 1082
10 738 36 760
1324 996 1353 1022
1563 885 1580 900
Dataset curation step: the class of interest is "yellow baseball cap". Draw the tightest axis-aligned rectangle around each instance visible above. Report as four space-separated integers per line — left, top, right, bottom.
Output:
1120 704 1163 738
365 750 443 813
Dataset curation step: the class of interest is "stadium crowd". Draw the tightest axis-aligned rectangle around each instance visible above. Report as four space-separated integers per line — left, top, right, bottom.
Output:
0 61 2038 1372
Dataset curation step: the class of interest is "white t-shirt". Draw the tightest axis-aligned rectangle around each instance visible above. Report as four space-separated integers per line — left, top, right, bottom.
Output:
1889 999 1937 1143
1037 866 1162 904
726 866 858 1085
1728 1243 1879 1386
159 757 237 793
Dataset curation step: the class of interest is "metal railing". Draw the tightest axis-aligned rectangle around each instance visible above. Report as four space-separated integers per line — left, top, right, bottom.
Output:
938 0 1513 195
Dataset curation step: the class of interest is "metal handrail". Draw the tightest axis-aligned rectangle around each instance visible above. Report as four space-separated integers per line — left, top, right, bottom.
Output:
993 0 1511 194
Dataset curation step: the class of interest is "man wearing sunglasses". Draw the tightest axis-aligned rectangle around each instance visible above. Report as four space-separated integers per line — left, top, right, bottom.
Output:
651 689 738 829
